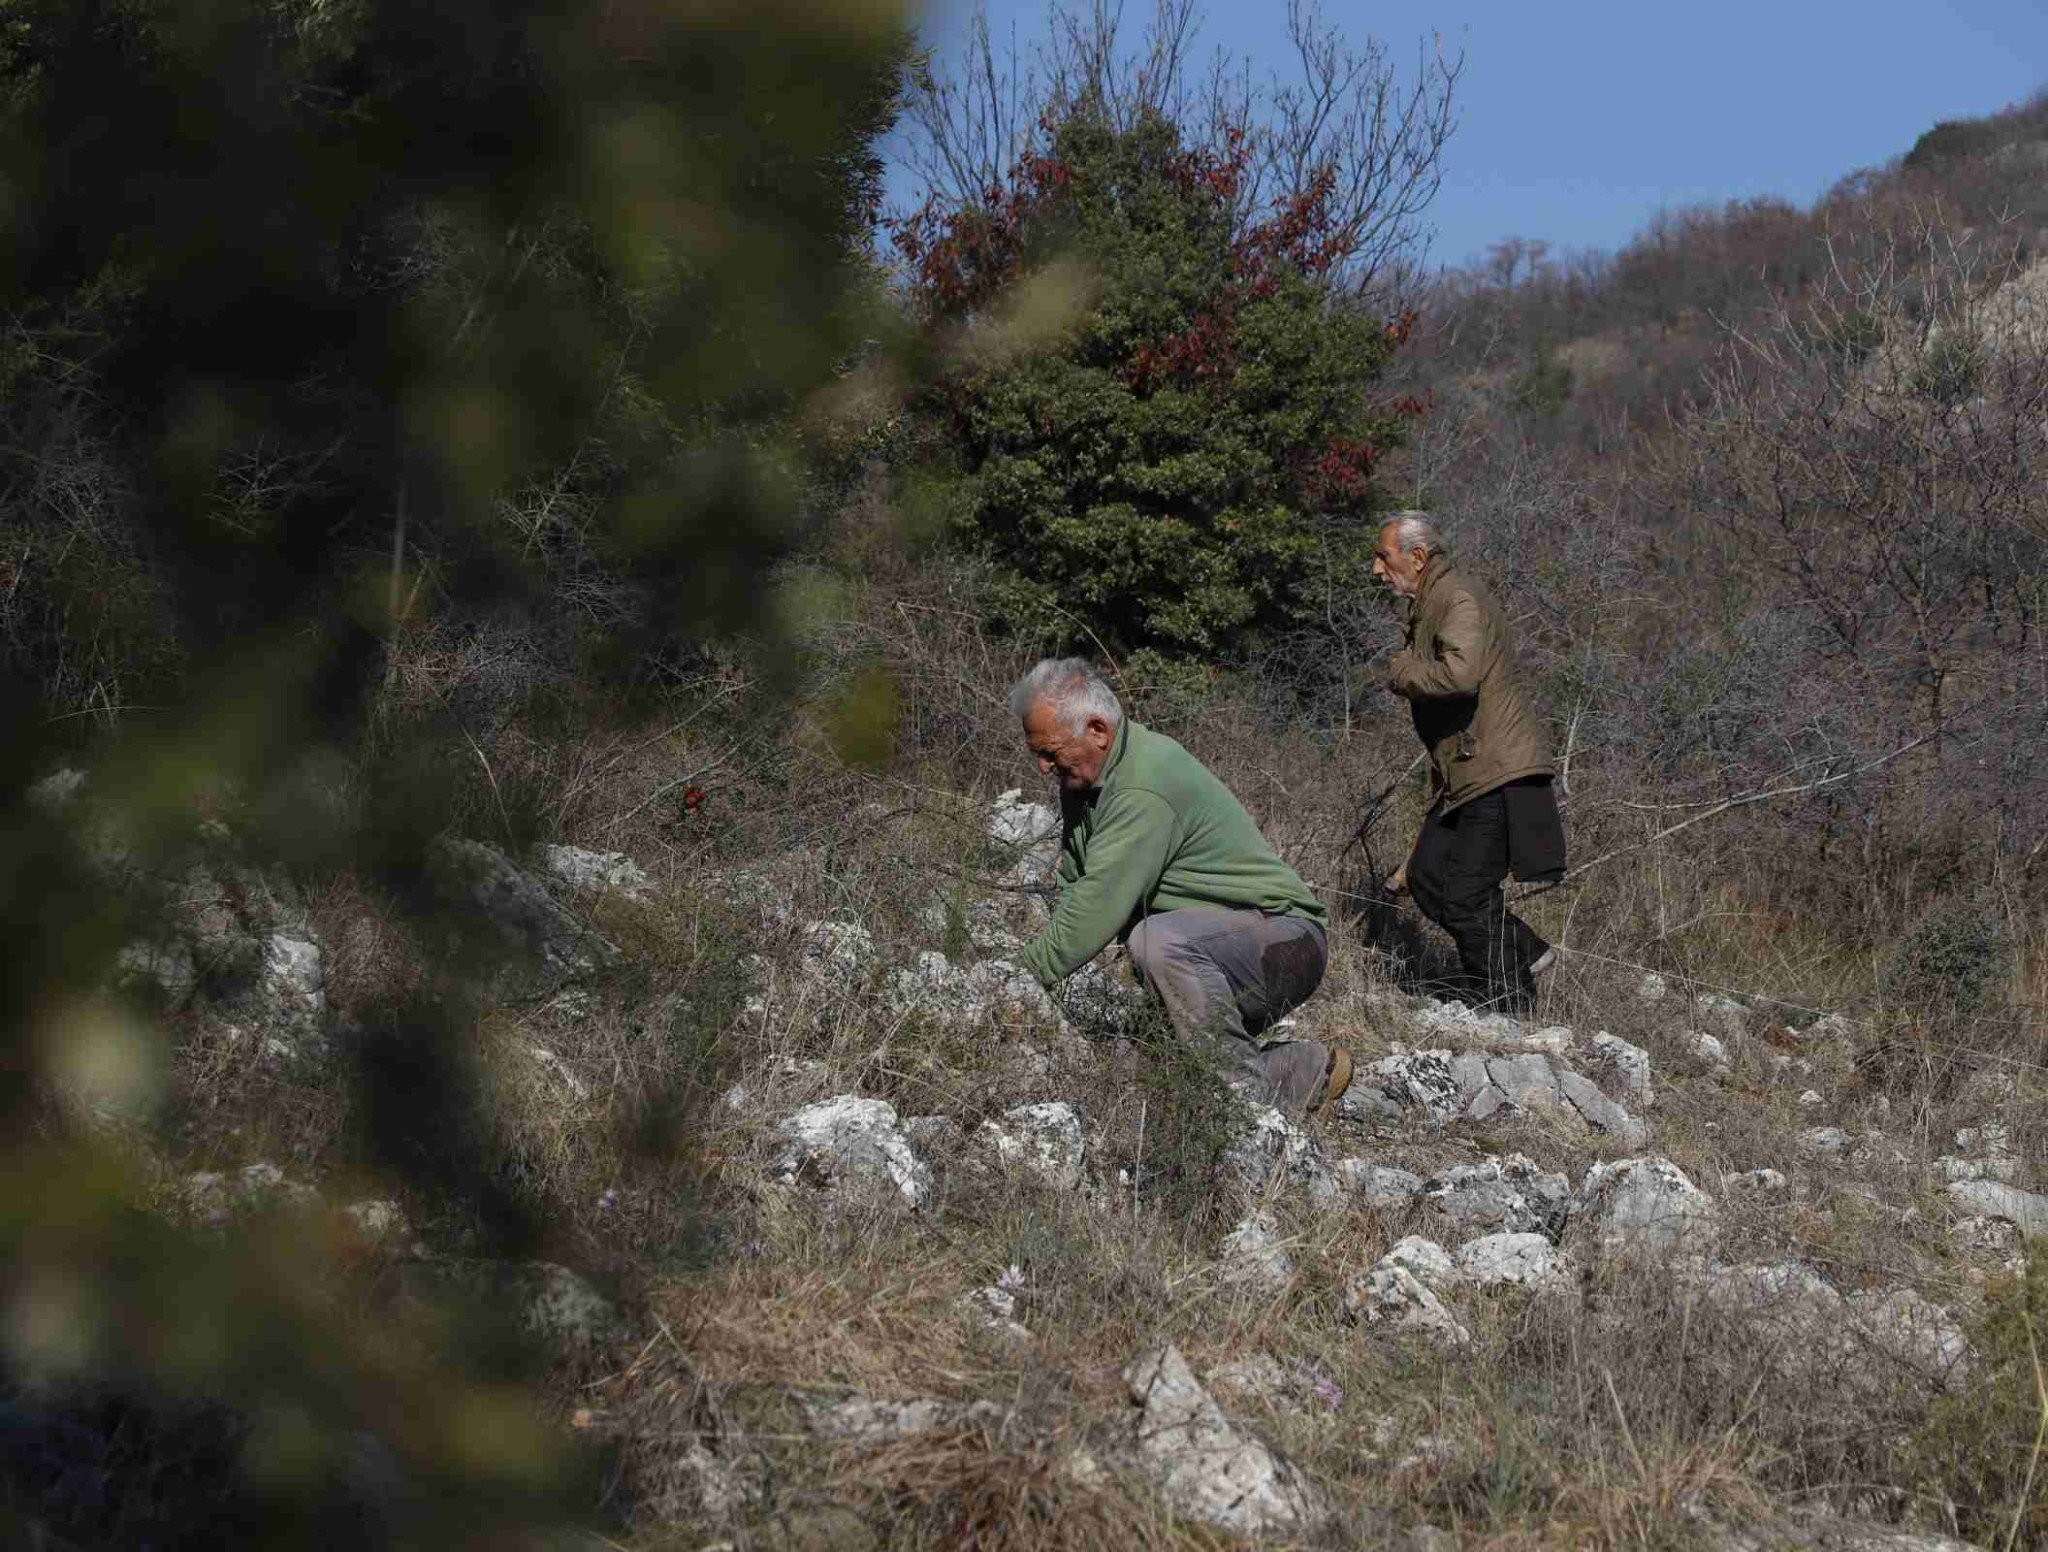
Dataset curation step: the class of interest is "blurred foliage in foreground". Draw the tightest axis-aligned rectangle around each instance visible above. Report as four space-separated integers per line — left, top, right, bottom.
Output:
0 0 909 1541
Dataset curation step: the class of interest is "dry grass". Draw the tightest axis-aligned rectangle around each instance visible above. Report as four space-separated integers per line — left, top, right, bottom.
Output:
124 567 2048 1549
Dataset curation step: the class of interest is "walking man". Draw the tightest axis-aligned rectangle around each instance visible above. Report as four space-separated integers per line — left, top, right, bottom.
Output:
1375 512 1565 1011
1010 658 1352 1117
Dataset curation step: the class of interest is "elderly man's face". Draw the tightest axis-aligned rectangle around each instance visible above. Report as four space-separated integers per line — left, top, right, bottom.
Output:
1371 524 1430 598
1022 700 1115 792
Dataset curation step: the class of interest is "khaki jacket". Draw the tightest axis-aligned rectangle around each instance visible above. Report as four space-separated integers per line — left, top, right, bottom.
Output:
1390 554 1553 810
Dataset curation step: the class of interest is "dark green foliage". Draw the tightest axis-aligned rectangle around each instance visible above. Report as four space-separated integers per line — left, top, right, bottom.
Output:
1881 903 2008 1019
1909 330 1985 406
899 110 1403 659
1912 1256 2048 1546
1903 117 2012 171
0 0 910 728
1819 308 1886 370
0 0 911 1541
1509 348 1573 415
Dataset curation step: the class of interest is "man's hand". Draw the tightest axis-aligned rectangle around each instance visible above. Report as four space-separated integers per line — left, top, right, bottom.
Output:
1384 862 1408 897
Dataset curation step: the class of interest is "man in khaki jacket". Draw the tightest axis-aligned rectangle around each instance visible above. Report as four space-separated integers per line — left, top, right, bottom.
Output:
1376 513 1565 1011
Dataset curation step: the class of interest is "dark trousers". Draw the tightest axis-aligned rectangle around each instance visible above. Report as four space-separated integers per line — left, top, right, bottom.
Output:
1407 785 1553 1011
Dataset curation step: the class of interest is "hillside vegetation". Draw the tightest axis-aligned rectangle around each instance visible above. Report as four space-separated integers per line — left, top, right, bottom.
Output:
2 1 2046 1545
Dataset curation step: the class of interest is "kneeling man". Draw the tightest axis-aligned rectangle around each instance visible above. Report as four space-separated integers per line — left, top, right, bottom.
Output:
1010 658 1352 1117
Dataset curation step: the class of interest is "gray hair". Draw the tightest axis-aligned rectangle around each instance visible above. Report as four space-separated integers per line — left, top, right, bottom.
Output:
1382 509 1444 557
1009 657 1123 734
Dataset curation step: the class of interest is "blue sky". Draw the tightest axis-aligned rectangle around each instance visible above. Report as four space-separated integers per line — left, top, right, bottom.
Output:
890 0 2048 271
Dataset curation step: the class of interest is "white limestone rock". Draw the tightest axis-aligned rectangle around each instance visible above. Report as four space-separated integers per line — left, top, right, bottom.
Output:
1587 1032 1653 1105
1422 1154 1571 1236
1935 1155 2020 1184
431 836 618 986
1574 1156 1717 1257
520 1262 624 1345
885 951 1061 1028
1123 1343 1327 1536
1369 1046 1644 1142
1224 1104 1336 1199
28 768 86 811
1697 1262 1972 1392
1955 1123 2011 1155
1555 1067 1649 1145
914 895 1023 954
988 789 1062 888
800 1393 1005 1443
797 920 877 994
977 1101 1085 1190
1342 1263 1471 1347
1710 1516 1982 1552
1380 1235 1458 1290
1050 955 1149 1038
227 930 329 1064
1691 991 1750 1041
987 788 1060 848
1946 1179 2048 1236
1406 996 1571 1055
1936 1124 2020 1185
1683 1028 1730 1069
770 1095 931 1209
1456 1231 1569 1289
1335 1160 1425 1207
1368 1049 1466 1124
339 1199 418 1254
537 844 653 899
675 1442 748 1520
1845 1286 1972 1386
183 1161 322 1226
1797 1012 1855 1043
1218 1211 1295 1294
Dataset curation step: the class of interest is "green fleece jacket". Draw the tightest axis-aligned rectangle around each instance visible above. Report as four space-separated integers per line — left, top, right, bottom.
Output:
1016 719 1327 986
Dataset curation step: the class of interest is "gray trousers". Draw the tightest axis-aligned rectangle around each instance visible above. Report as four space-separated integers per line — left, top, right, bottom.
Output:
1124 908 1332 1113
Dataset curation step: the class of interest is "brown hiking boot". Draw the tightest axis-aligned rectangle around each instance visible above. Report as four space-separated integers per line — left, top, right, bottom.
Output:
1311 1044 1354 1122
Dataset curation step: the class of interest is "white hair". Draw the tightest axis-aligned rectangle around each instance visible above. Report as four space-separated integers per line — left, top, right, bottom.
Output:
1383 509 1444 557
1009 657 1123 734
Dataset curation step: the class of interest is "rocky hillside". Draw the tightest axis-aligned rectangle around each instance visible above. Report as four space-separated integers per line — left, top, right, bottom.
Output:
32 732 2043 1548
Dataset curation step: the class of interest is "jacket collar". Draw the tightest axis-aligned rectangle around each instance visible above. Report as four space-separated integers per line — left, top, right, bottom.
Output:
1065 717 1131 814
1407 552 1453 619
1415 551 1452 603
1094 716 1132 790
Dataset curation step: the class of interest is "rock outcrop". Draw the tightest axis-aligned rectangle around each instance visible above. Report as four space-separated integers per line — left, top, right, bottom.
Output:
1123 1343 1327 1536
976 1101 1086 1190
1574 1156 1718 1257
770 1095 932 1210
1349 1047 1646 1143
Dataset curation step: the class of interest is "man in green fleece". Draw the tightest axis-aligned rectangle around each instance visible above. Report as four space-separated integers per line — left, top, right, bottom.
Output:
1010 658 1353 1117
